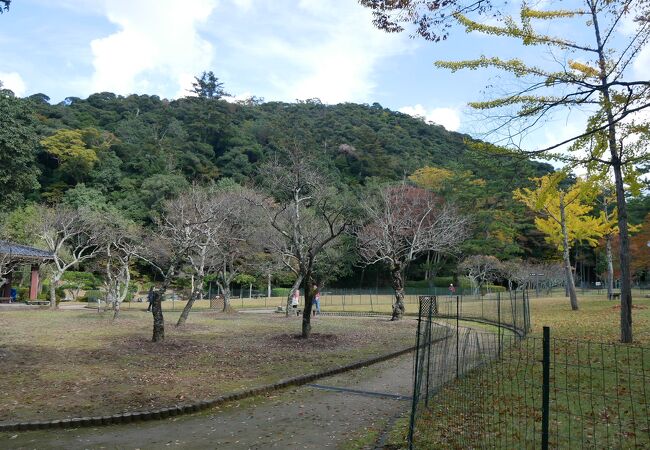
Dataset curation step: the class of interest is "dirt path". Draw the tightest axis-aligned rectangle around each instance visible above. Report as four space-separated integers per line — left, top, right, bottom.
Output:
1 351 417 450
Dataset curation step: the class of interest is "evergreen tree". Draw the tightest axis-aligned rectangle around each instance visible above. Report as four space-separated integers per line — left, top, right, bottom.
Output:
189 71 228 99
0 89 40 209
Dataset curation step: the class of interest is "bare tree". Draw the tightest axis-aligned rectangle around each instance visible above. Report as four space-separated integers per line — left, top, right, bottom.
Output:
363 0 650 342
254 146 352 337
36 205 103 309
459 254 502 296
356 184 469 320
139 195 208 342
253 251 285 299
0 244 14 292
175 185 230 326
499 258 533 292
98 213 144 320
540 261 567 293
208 187 263 314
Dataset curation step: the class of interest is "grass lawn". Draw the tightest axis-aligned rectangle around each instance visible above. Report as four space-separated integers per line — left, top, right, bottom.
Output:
384 294 650 449
0 309 417 423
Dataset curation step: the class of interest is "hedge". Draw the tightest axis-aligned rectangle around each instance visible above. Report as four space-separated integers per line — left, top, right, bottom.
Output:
271 287 294 297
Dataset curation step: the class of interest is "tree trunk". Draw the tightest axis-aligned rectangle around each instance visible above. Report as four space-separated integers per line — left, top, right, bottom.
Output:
301 274 314 338
177 274 203 326
112 295 121 320
390 265 405 320
113 265 130 321
286 275 303 318
591 0 632 341
151 290 165 342
560 197 579 310
606 234 614 299
612 163 633 342
222 288 233 312
49 274 60 309
424 251 431 280
177 291 197 326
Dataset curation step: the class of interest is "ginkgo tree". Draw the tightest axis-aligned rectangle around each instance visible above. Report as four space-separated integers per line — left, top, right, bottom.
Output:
436 0 650 342
363 0 650 342
514 172 606 310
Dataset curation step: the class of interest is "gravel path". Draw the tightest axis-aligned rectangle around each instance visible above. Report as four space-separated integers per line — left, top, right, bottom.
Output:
1 351 417 450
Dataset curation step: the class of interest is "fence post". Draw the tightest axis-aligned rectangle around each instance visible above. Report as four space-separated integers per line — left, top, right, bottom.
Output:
456 295 460 380
524 290 528 333
542 326 550 450
408 299 425 450
497 291 501 359
424 297 434 407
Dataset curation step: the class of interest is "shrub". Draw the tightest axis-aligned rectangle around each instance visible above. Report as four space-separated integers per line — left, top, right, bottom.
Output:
17 287 29 301
61 271 101 290
271 287 293 297
79 289 103 302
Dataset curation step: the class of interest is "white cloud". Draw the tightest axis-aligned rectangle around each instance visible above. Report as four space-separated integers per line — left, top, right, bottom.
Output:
89 0 216 97
399 104 462 131
231 0 253 11
633 45 650 81
0 71 27 96
212 0 411 104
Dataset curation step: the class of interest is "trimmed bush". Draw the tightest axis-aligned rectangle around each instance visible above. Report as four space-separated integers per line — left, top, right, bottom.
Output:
79 290 103 302
271 287 293 297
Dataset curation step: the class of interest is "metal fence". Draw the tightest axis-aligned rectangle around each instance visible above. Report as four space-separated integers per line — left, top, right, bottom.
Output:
409 297 650 449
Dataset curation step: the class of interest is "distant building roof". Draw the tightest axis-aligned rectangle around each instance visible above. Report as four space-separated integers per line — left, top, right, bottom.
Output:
0 240 53 261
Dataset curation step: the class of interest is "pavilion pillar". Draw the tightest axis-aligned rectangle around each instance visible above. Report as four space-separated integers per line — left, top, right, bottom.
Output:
29 265 39 300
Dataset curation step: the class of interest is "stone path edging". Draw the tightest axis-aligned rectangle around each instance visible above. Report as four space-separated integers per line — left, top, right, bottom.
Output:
0 343 421 433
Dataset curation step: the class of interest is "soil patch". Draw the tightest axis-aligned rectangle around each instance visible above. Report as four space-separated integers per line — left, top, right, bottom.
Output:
268 332 339 349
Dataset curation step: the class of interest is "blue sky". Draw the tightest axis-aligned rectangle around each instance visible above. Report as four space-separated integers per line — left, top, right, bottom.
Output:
1 0 648 151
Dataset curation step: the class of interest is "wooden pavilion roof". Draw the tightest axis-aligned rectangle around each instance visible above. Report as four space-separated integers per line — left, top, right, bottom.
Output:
0 240 53 262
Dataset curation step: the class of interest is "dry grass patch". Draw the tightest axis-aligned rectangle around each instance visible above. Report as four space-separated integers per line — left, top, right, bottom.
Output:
0 309 417 422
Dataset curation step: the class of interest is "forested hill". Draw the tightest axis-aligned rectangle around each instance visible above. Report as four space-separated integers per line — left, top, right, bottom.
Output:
3 91 557 257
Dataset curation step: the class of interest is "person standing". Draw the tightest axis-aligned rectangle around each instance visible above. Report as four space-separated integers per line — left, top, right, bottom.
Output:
147 286 155 312
312 284 321 316
449 284 456 296
291 289 300 316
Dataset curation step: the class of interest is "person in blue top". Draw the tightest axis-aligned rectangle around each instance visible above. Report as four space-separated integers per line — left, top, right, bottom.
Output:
312 284 321 316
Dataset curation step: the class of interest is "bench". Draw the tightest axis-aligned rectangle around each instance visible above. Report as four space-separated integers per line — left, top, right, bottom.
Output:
26 300 50 306
609 292 621 300
0 297 12 304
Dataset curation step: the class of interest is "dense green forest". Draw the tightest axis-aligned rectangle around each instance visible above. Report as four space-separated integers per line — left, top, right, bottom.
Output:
2 88 649 287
